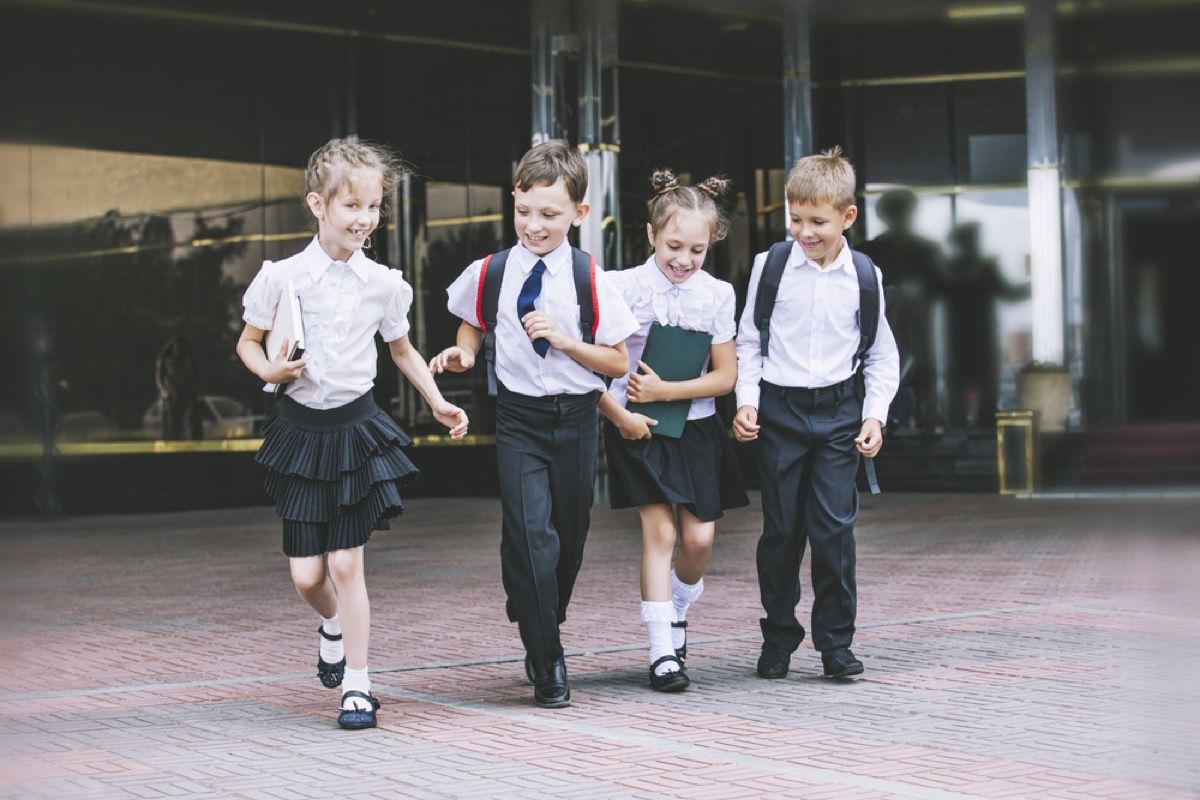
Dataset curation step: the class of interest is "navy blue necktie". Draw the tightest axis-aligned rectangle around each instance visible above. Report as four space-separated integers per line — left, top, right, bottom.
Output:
517 259 549 357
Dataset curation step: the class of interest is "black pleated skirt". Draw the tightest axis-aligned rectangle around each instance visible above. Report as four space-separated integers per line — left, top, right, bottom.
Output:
257 393 420 557
604 413 749 522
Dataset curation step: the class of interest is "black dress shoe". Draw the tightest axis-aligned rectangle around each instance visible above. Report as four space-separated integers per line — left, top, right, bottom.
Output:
648 655 690 692
756 643 791 679
533 654 571 708
821 647 864 678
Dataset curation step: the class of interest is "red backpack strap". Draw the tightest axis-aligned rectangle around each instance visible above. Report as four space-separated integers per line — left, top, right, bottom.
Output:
475 253 494 331
571 248 599 344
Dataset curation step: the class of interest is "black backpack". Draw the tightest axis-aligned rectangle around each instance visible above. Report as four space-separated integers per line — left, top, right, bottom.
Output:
475 247 599 396
752 240 881 402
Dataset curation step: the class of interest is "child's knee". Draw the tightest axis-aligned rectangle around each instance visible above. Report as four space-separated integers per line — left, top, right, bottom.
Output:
326 547 364 582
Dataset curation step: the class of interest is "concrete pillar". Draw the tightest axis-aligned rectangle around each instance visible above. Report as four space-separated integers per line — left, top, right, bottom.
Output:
783 0 813 172
577 0 620 269
1025 0 1065 366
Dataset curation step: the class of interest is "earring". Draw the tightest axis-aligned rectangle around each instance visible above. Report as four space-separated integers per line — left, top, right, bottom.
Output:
363 235 373 250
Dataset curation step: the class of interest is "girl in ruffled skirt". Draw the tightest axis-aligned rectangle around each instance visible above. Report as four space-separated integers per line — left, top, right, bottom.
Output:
237 139 468 728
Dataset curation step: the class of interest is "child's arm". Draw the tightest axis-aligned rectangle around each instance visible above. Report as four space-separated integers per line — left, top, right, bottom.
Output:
598 391 657 441
236 323 306 385
624 340 736 405
519 310 629 377
428 321 484 375
389 335 469 439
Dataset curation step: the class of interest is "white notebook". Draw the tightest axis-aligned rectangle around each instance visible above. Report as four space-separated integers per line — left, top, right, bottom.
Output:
263 279 306 397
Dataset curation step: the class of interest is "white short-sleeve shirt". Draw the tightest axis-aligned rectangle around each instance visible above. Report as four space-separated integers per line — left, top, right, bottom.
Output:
445 240 638 397
605 256 737 421
243 236 413 410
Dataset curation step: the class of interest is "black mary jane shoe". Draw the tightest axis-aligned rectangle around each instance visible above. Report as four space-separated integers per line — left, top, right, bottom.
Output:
317 626 345 689
648 655 690 692
337 690 381 730
671 620 688 661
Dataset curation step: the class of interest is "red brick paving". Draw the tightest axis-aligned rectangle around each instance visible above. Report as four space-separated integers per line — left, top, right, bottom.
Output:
1 494 1197 799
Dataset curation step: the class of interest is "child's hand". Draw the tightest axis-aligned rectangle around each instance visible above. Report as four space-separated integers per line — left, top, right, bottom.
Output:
732 405 759 442
521 311 571 352
626 361 669 404
263 338 306 384
855 418 884 457
433 400 469 439
429 346 475 374
617 409 657 441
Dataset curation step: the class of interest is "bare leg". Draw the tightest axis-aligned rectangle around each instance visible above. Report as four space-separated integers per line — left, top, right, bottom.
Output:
638 504 677 602
675 507 715 585
289 556 338 619
326 546 369 670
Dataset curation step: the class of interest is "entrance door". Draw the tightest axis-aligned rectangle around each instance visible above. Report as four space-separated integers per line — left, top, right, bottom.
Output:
1123 213 1200 422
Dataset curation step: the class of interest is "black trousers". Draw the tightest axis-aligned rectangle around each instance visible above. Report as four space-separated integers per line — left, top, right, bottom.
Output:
495 385 600 670
755 378 862 653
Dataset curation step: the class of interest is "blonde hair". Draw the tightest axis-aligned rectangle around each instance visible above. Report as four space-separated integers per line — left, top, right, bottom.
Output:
513 139 589 204
785 145 856 210
647 169 732 243
304 138 405 229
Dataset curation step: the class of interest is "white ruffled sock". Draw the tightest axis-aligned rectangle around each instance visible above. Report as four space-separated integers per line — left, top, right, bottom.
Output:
671 571 704 650
319 615 344 664
341 666 372 710
641 601 679 676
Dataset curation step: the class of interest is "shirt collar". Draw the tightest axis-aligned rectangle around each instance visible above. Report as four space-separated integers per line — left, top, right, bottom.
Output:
642 255 701 292
789 236 855 276
303 236 371 283
514 239 571 275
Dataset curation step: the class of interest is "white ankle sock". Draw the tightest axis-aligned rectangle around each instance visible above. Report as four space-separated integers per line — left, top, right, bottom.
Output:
319 615 344 664
641 601 679 676
671 571 703 649
341 667 371 709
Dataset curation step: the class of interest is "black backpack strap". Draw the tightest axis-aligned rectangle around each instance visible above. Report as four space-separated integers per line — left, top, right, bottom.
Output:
571 247 598 345
753 241 794 358
850 248 883 495
476 248 512 397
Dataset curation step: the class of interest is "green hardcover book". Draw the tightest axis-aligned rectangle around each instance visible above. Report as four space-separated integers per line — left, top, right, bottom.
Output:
627 322 713 439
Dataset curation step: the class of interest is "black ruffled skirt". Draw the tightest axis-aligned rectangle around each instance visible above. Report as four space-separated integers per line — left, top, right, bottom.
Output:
257 393 420 557
604 413 749 522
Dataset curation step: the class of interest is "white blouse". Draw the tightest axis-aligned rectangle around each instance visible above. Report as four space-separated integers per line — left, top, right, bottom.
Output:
445 240 638 397
605 256 737 420
243 236 413 410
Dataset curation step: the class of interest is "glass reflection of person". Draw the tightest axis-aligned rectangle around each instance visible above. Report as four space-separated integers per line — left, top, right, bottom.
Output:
155 336 202 440
858 189 945 432
943 222 1029 428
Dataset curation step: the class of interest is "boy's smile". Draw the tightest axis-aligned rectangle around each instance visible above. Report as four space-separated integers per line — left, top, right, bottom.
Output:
788 199 857 268
513 178 589 256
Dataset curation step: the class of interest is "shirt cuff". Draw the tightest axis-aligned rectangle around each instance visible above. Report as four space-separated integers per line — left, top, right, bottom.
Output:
243 309 273 330
736 383 760 410
862 400 889 425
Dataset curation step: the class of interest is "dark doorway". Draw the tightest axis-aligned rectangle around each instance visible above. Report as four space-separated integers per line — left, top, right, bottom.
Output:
1123 213 1200 422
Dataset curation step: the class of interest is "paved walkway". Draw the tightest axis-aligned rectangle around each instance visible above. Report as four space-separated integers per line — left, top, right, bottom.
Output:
1 494 1197 799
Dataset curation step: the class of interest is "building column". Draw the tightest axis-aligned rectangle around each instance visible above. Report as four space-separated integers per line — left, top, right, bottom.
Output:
783 0 813 171
577 0 620 269
1025 0 1065 366
531 0 573 144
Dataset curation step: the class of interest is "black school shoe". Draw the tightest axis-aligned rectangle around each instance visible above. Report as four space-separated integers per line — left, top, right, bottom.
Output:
648 655 690 692
337 690 381 730
533 653 571 708
756 643 791 679
317 627 345 689
821 647 864 678
671 620 688 661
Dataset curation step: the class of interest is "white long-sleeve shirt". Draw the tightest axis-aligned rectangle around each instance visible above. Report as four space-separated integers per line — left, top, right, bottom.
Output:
735 238 899 424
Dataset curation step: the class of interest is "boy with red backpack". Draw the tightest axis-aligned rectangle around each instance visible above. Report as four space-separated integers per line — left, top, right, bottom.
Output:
430 139 637 708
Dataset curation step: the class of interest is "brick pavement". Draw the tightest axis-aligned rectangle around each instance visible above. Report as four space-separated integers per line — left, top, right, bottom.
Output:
1 494 1197 799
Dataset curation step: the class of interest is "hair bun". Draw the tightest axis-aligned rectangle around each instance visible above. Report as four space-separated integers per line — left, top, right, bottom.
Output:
650 168 679 195
696 175 731 200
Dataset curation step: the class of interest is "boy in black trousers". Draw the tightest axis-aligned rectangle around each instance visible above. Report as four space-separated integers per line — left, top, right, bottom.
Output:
733 146 899 679
431 140 637 707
